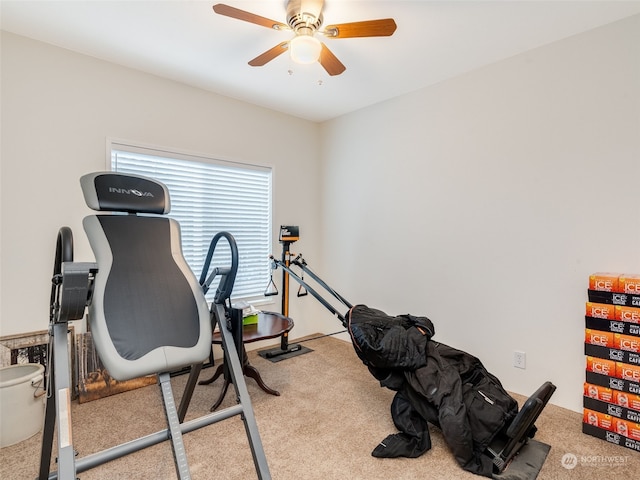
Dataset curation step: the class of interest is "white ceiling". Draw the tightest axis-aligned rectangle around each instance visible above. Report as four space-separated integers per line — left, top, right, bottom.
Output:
2 1 640 122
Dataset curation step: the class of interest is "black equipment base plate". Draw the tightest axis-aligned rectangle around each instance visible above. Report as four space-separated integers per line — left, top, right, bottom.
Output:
493 439 551 480
258 344 313 363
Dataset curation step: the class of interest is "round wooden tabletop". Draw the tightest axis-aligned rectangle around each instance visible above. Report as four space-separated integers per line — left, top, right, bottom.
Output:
213 311 293 344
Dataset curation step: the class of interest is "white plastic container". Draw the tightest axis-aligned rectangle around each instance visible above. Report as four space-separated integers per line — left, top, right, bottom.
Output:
0 363 45 447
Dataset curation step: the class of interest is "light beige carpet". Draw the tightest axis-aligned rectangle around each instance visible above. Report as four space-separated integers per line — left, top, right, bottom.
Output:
1 335 639 479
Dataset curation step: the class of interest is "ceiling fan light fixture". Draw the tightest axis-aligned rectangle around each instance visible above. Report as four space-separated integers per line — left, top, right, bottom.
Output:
289 34 322 65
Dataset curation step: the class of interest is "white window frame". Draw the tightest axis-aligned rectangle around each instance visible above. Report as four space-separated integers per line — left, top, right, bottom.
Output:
107 139 273 305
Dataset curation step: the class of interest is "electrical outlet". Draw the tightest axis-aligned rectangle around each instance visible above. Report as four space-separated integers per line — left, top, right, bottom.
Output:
513 351 526 369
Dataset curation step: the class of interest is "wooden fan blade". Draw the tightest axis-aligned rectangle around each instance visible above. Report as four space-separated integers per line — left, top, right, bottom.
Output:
213 4 288 30
319 43 346 76
324 19 397 38
249 42 289 67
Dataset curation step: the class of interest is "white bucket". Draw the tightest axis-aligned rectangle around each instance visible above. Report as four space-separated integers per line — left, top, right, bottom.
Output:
0 363 46 447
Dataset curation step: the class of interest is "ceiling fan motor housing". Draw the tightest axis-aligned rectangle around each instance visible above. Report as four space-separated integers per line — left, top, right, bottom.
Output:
286 0 324 34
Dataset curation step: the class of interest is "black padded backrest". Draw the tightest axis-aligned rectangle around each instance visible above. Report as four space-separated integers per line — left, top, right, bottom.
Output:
90 216 199 357
80 172 211 381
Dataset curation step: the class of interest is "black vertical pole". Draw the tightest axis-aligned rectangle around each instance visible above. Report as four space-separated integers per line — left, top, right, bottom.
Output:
281 241 290 318
280 241 291 350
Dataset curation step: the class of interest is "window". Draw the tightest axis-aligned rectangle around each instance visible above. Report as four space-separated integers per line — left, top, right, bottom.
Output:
110 141 272 304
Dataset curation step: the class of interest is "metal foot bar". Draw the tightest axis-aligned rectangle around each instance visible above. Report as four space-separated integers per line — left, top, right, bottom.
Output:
45 402 246 479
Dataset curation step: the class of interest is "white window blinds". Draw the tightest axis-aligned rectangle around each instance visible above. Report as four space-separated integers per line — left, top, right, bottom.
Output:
111 143 272 303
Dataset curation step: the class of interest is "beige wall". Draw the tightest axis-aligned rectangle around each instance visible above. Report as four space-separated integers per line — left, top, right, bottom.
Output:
319 15 640 412
0 31 325 341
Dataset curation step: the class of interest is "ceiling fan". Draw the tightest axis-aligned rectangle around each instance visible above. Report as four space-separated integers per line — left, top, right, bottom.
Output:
213 0 397 76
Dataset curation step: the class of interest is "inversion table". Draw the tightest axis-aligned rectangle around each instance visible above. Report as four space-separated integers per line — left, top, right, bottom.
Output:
39 172 271 479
